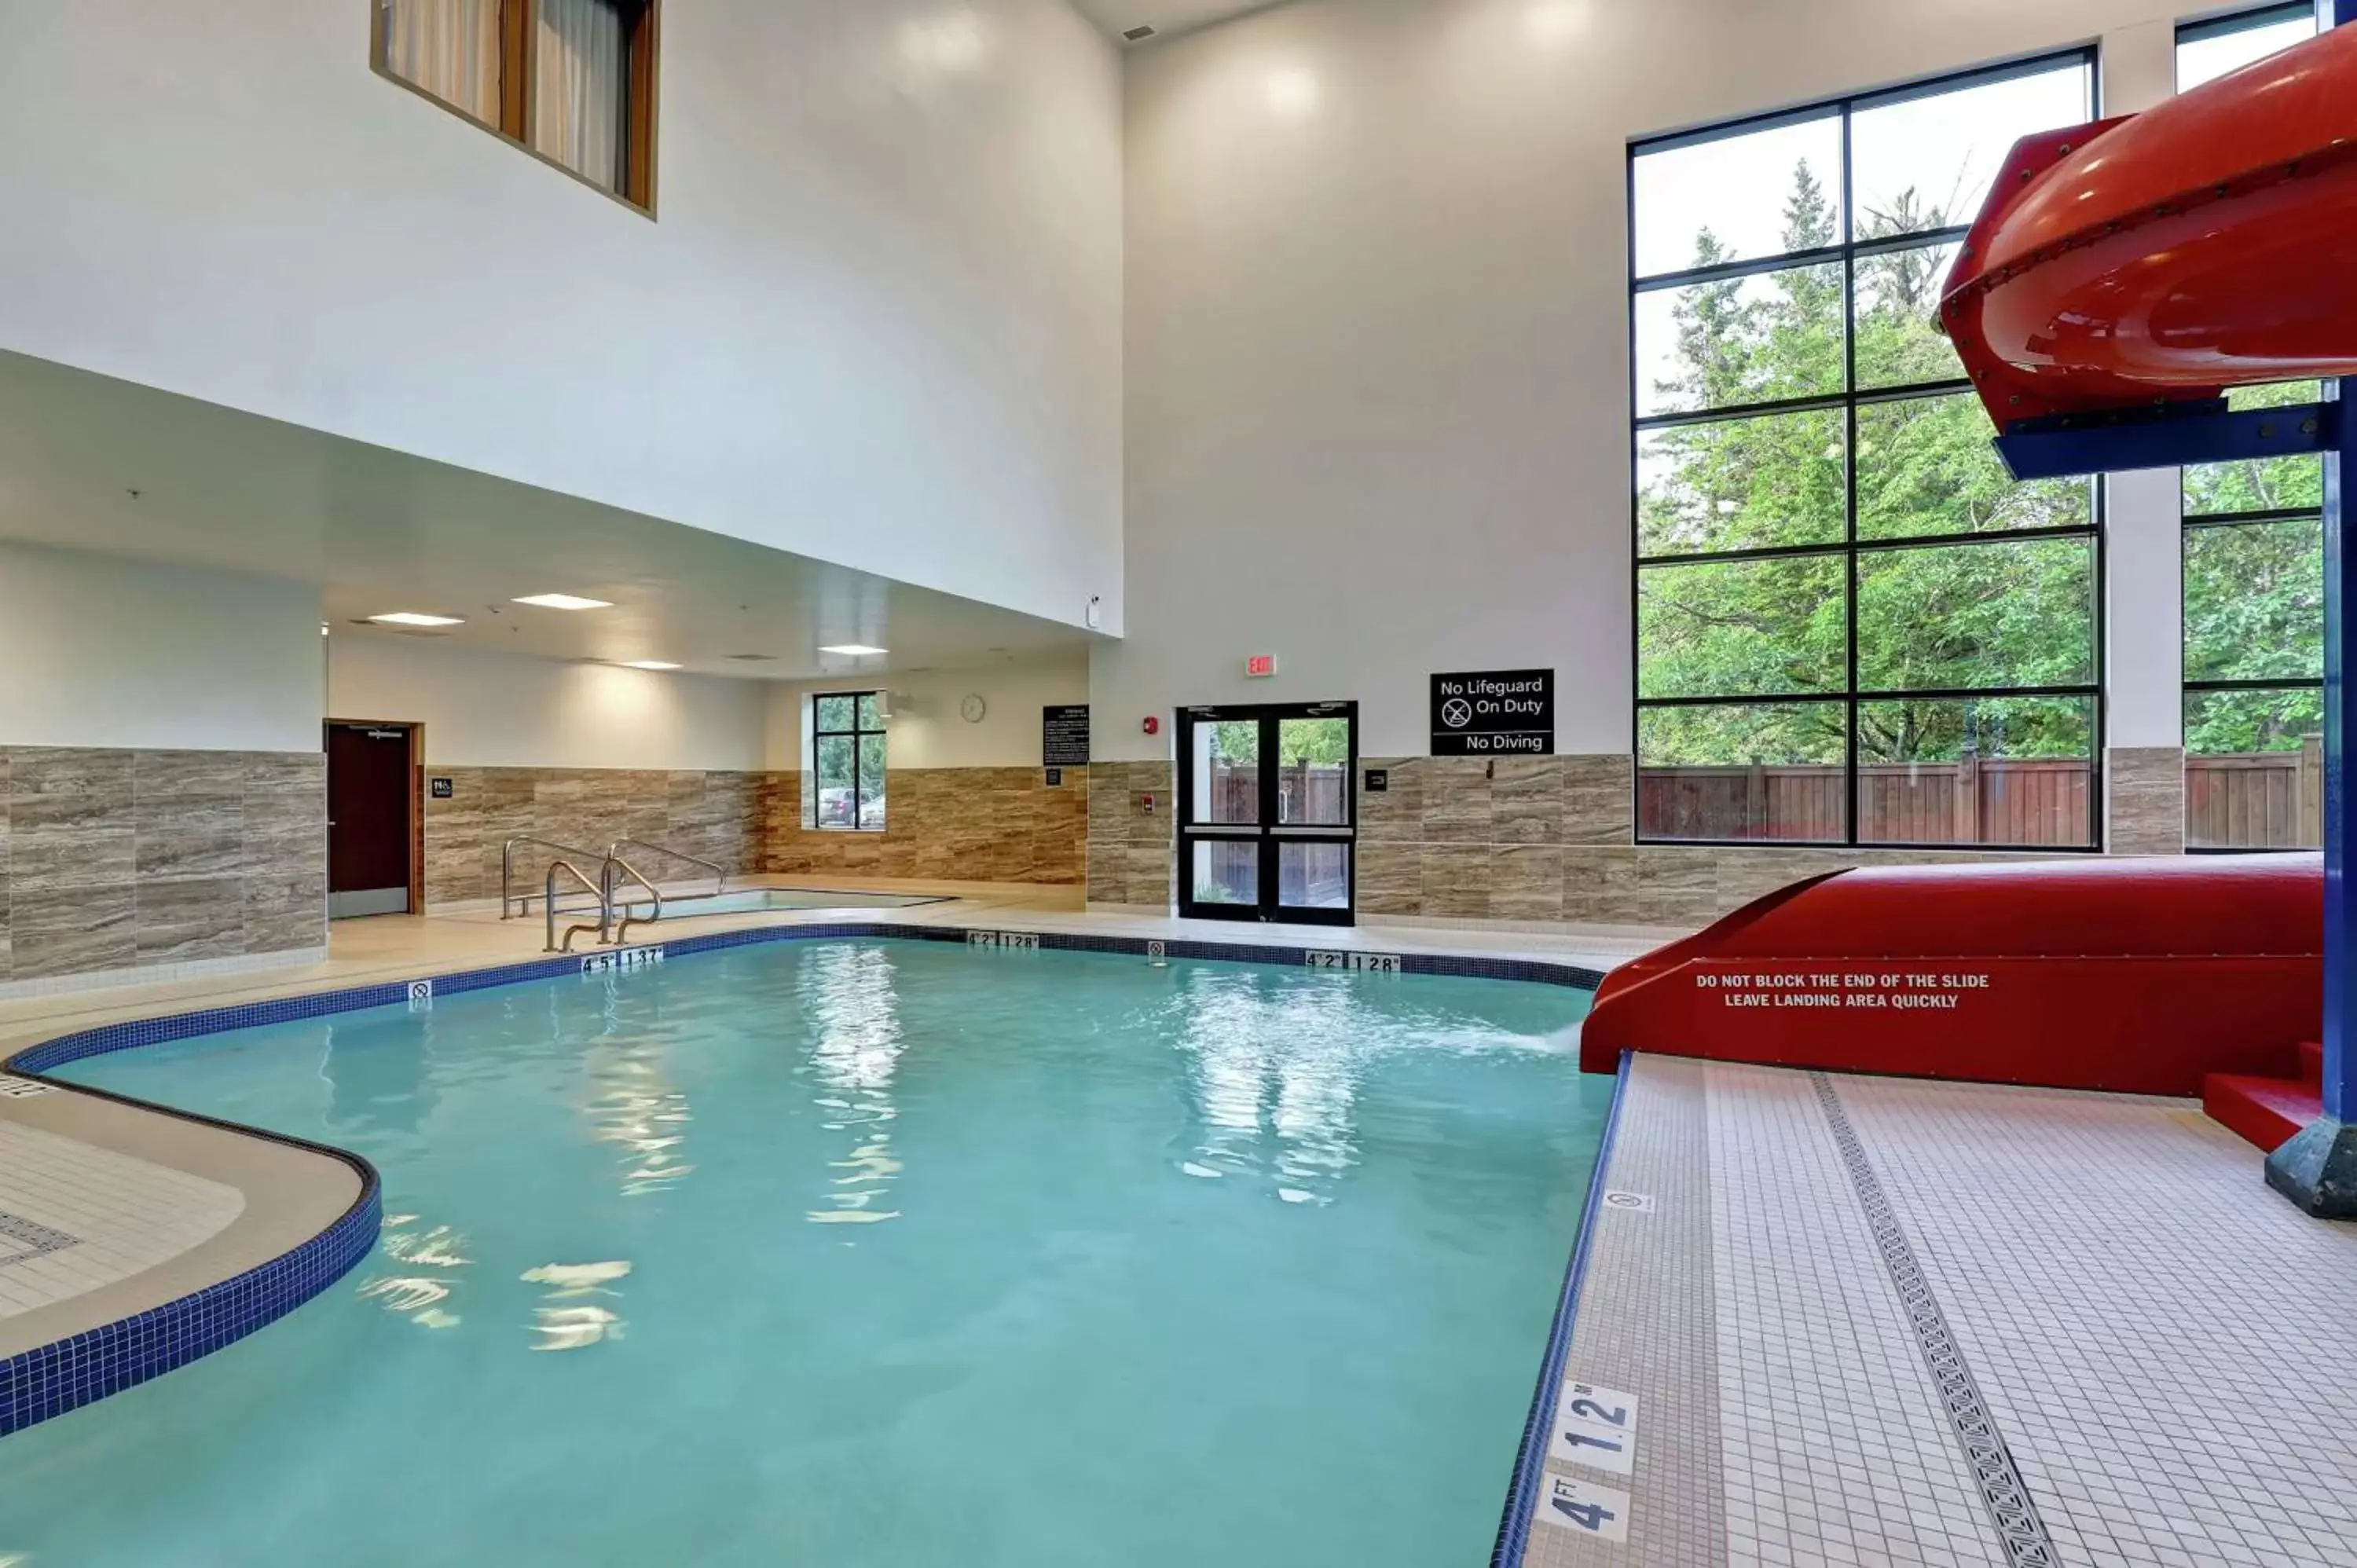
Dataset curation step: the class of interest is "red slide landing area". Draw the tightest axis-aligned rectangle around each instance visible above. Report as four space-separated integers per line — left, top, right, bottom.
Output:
1578 856 2321 1098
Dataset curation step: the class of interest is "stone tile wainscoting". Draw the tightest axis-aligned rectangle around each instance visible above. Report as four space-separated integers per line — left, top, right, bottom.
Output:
0 747 326 986
1085 762 1174 910
2107 746 2186 855
1351 749 2203 931
424 768 768 907
764 768 1087 885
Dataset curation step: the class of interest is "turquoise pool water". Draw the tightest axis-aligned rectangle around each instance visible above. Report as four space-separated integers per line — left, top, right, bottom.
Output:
2 941 1605 1567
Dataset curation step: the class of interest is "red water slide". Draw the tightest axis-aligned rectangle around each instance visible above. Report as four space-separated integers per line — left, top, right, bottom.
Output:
1941 23 2357 422
1578 856 2322 1096
1582 31 2355 1097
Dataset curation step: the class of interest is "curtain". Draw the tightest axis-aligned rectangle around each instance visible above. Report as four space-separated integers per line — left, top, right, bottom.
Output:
534 0 629 193
382 0 500 123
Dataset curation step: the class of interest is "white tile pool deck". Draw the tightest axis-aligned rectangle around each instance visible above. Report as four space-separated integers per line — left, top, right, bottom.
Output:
5 879 2353 1568
1531 1057 2357 1568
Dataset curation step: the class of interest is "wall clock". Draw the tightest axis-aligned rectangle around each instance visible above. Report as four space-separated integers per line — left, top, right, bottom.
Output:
960 694 987 723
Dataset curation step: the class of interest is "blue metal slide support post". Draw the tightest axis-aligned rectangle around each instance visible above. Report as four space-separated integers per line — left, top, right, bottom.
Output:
2264 0 2357 1214
2267 362 2357 1211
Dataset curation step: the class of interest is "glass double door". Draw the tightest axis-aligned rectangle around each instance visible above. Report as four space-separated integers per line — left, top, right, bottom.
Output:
1177 702 1357 925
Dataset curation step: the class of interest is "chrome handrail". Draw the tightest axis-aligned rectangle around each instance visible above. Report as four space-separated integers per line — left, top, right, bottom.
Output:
504 835 613 920
604 854 665 946
608 837 727 901
545 859 611 952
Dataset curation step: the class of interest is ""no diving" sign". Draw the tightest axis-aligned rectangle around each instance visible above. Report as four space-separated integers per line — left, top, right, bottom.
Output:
1431 669 1554 757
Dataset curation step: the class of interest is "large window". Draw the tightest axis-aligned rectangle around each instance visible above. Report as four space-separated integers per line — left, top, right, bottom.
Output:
2176 9 2324 852
1630 53 2102 848
2177 2 2318 90
375 0 660 211
811 693 888 832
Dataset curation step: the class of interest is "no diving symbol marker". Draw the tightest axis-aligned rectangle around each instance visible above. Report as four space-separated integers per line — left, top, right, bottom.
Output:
1601 1190 1655 1214
1440 697 1473 729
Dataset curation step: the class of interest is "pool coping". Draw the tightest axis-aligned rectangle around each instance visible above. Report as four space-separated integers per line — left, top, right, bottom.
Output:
1489 1047 1633 1567
0 919 1609 1443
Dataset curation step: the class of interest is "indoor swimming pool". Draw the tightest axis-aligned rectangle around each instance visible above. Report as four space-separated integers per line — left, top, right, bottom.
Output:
0 940 1605 1568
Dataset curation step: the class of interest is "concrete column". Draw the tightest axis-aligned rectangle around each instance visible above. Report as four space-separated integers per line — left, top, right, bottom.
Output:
2098 25 2187 854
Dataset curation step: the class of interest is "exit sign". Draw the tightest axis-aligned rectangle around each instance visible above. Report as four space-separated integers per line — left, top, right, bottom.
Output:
1245 654 1278 679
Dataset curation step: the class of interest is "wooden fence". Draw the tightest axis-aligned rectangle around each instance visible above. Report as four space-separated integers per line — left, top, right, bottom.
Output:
2184 738 2323 849
1638 758 2091 844
1644 742 2326 848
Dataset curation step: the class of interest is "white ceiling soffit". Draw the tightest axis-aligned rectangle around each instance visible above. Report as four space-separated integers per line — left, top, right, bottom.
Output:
1073 0 1280 43
0 348 1091 681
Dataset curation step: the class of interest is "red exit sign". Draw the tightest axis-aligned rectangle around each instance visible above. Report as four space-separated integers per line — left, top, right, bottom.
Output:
1245 654 1278 679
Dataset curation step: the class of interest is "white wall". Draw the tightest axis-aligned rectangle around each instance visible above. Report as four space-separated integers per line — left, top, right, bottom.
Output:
329 634 768 772
0 0 1122 635
764 658 1091 770
1101 0 2189 760
0 542 322 753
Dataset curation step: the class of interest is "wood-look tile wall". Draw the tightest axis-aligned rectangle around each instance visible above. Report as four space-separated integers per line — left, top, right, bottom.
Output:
1084 761 1174 907
1354 752 2190 930
0 747 326 982
763 768 1087 884
423 768 769 906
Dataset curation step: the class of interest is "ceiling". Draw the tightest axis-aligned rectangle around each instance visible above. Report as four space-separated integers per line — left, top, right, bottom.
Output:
1074 0 1277 42
0 349 1092 682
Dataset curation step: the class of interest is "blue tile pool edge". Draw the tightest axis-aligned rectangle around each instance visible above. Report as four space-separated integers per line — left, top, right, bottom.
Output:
0 921 1607 1441
1488 1046 1633 1568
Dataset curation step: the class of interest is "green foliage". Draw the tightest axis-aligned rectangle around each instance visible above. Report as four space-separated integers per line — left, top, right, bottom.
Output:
1637 161 2099 768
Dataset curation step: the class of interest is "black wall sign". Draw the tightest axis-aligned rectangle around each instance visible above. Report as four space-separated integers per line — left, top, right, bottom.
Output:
1044 767 1065 788
1365 768 1390 793
1430 669 1555 757
431 777 455 799
1043 705 1091 768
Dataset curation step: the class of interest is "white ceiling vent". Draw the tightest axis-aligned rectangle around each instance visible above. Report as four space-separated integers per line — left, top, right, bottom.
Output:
1122 24 1157 41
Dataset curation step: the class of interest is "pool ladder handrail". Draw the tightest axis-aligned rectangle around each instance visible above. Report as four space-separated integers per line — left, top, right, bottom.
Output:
503 834 617 924
544 858 612 953
608 837 727 902
603 853 665 947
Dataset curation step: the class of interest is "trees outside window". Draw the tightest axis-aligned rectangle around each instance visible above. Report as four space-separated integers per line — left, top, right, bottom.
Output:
2174 6 2326 852
1631 53 2101 847
812 694 887 832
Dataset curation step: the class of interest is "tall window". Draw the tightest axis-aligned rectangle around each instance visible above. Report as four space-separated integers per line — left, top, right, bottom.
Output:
2177 2 2318 90
2177 4 2326 851
812 694 889 832
1629 53 2102 848
375 0 659 210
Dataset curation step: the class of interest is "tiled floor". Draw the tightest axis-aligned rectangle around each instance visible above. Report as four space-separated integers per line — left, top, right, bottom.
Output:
1533 1057 2357 1568
0 1119 244 1317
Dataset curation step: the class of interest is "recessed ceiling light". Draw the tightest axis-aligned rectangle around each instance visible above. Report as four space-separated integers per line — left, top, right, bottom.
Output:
370 612 466 628
513 593 614 611
617 660 682 671
819 643 889 657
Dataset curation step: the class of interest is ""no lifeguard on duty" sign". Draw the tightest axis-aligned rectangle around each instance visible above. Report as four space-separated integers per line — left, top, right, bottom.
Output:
1430 669 1555 757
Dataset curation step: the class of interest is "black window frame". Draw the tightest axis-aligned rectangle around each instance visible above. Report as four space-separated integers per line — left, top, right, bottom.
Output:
810 691 887 833
2173 7 2326 853
1627 46 2108 852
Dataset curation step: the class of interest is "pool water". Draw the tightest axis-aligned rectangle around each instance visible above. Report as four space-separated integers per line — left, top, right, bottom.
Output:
2 942 1605 1568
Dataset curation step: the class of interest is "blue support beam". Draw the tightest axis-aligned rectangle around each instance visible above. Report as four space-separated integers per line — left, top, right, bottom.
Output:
2266 373 2357 1213
2261 0 2357 1215
1995 401 2339 482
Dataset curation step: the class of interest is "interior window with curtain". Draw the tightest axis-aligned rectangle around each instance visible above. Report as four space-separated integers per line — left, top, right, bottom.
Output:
380 0 501 124
534 0 630 194
374 0 658 211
